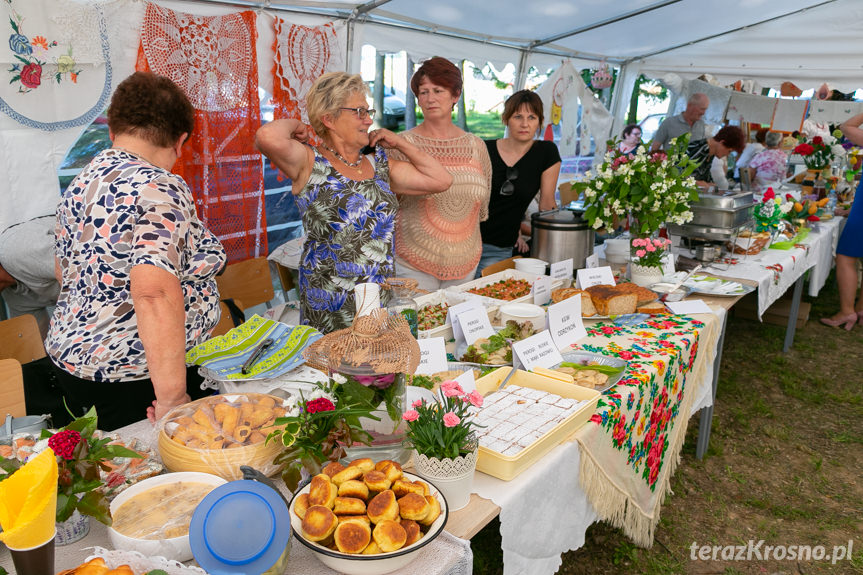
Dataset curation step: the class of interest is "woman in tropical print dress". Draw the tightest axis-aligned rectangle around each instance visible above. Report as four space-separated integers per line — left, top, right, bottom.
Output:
256 72 451 333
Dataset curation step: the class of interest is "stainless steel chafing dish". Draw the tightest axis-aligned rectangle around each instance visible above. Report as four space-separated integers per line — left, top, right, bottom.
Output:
688 190 755 228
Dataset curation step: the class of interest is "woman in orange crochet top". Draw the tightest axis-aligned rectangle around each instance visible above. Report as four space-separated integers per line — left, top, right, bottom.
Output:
390 57 492 291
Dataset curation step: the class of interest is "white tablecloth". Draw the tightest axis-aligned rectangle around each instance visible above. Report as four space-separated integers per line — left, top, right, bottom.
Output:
806 216 846 297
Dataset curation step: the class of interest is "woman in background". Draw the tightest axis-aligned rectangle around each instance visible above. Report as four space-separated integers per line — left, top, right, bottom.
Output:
255 72 450 333
748 131 788 192
476 90 560 275
391 57 491 291
686 125 745 189
618 124 643 157
820 113 863 329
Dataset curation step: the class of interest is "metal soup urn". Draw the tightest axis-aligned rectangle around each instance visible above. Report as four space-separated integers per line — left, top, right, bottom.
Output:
530 209 594 270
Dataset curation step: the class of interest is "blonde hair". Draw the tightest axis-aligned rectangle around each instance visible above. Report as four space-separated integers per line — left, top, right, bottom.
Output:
306 72 369 138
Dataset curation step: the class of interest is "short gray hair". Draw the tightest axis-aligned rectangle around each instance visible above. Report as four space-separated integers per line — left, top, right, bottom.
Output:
765 131 783 148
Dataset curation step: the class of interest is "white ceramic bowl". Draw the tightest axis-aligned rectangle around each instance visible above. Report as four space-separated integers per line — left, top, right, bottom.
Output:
498 302 547 331
290 472 449 575
108 472 227 562
513 258 548 276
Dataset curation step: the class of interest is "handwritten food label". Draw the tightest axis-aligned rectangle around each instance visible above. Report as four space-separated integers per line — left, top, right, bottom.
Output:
666 299 713 315
454 306 495 346
512 331 564 371
548 297 587 350
415 337 448 375
585 253 599 269
550 259 573 281
576 266 615 289
449 299 487 344
533 277 552 306
453 369 477 394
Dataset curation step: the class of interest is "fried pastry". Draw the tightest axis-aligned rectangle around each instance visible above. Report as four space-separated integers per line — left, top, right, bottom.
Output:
322 461 346 478
65 558 110 575
363 469 391 492
375 460 403 483
333 496 366 515
308 475 338 508
392 478 424 498
418 494 441 526
334 520 371 554
338 479 369 499
362 540 382 555
293 493 311 519
301 505 338 542
400 518 422 546
347 457 374 473
331 465 364 485
107 567 134 575
412 480 430 496
372 519 407 552
397 492 430 521
367 489 399 524
337 514 371 527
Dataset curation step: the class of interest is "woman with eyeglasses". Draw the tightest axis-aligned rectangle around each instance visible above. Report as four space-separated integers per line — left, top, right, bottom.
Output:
388 57 492 290
476 90 561 275
255 72 451 333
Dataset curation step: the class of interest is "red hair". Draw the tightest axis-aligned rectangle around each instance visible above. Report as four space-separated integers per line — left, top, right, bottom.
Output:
410 56 462 98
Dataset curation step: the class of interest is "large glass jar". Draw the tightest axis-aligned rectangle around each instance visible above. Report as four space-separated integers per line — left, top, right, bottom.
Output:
333 363 409 465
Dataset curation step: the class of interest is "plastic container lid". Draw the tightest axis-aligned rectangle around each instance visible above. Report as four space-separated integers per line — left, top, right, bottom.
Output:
189 480 291 574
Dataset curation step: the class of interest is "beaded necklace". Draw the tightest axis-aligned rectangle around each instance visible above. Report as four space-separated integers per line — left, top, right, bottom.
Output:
321 142 363 170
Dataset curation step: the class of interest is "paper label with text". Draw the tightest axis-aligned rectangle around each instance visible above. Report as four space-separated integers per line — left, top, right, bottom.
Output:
454 306 495 346
550 259 573 281
415 337 448 375
511 331 564 371
449 299 487 344
576 266 615 289
533 277 552 306
548 297 587 350
585 253 599 269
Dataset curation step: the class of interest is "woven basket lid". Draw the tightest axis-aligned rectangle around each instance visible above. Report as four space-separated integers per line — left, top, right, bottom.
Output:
303 308 420 375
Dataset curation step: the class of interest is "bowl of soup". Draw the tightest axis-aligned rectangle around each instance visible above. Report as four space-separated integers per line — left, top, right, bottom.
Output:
108 472 227 561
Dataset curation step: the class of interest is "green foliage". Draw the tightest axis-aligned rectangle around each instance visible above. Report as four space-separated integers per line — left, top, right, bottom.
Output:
403 382 484 460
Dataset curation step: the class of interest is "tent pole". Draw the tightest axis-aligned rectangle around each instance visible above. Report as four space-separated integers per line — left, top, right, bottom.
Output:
514 50 529 91
405 56 416 130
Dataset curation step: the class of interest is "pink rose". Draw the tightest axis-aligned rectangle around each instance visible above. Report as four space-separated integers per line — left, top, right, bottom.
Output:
402 410 419 422
442 412 461 427
636 249 647 258
645 244 656 252
441 380 464 397
467 390 484 408
20 63 42 89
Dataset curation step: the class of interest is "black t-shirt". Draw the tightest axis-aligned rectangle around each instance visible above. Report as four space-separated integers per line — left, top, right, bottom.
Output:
687 139 714 183
480 139 561 247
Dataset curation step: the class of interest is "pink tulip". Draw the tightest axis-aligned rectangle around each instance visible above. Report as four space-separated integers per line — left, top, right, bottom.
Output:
403 410 419 422
636 249 647 258
467 390 484 408
443 412 461 427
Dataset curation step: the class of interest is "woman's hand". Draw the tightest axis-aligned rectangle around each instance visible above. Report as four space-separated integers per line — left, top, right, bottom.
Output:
515 236 530 253
148 394 191 423
368 128 402 150
288 121 311 144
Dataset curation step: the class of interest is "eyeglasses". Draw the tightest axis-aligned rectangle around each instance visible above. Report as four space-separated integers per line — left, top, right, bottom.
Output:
500 167 519 196
340 107 376 120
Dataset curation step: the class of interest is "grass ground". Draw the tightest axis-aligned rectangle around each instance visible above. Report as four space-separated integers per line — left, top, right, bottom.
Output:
393 111 505 140
471 271 863 574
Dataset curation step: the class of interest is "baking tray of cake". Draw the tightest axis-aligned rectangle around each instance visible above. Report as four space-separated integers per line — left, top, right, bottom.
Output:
451 269 565 305
472 368 600 481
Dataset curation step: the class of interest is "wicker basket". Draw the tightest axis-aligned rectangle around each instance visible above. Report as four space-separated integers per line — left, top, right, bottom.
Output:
157 393 286 481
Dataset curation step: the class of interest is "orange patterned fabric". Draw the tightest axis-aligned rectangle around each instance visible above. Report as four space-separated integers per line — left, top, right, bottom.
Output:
271 17 346 146
136 3 265 263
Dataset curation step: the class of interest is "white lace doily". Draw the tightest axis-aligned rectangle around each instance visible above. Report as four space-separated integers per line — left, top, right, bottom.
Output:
87 547 207 575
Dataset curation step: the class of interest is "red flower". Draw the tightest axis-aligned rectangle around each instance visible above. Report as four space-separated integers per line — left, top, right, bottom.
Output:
807 215 820 221
612 419 626 446
618 351 634 360
793 143 814 156
812 136 823 145
306 398 335 414
48 429 82 460
20 63 42 89
762 188 775 201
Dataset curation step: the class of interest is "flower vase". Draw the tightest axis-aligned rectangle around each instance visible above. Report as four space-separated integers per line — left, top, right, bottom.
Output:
342 371 409 465
55 508 90 546
413 446 478 511
629 263 664 287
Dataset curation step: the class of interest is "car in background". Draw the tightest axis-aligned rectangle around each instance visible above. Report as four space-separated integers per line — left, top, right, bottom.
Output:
366 81 406 129
638 113 666 144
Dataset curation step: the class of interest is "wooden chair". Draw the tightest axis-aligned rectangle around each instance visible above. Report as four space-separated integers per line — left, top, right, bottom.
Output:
274 262 296 300
216 257 275 311
0 358 26 418
211 299 244 337
0 314 46 364
481 256 522 277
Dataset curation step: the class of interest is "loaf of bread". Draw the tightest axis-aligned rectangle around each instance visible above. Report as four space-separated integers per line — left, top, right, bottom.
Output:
550 288 597 316
613 283 659 305
585 285 637 316
637 301 668 314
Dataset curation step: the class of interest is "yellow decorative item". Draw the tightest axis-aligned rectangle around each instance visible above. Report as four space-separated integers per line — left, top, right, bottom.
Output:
0 448 58 549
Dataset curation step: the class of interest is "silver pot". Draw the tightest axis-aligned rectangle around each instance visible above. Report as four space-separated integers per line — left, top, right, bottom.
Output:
530 209 594 270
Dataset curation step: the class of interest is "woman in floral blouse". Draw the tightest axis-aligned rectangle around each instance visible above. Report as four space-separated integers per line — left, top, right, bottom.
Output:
45 72 226 430
256 72 450 333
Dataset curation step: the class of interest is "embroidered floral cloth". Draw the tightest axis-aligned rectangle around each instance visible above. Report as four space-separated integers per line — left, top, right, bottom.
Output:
573 313 719 546
186 315 322 381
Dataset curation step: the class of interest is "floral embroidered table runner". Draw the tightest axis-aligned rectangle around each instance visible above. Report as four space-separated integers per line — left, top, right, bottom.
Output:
573 313 720 547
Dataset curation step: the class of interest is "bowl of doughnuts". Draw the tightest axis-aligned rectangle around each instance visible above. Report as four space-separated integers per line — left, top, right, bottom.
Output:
157 393 290 480
289 458 449 575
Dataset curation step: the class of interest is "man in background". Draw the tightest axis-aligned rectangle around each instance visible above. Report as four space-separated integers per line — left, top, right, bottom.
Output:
0 215 59 337
651 93 710 151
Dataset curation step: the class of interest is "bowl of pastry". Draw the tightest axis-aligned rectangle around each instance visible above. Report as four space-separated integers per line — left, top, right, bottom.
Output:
107 471 227 562
289 458 449 575
157 393 290 480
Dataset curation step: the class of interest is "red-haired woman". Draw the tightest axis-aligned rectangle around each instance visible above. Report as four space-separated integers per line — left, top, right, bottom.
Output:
390 57 492 291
